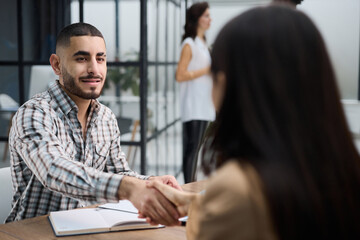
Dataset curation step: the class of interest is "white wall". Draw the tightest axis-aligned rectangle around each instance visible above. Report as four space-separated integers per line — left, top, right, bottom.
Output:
206 1 270 46
298 0 360 100
204 0 360 151
299 1 360 150
205 0 360 100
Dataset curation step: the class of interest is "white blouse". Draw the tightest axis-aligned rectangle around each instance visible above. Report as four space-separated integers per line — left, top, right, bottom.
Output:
179 37 216 123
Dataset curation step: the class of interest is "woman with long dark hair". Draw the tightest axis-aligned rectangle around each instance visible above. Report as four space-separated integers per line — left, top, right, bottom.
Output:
176 2 215 183
148 4 360 239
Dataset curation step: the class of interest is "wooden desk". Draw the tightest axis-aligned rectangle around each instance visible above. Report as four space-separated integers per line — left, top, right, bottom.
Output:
0 181 207 240
0 231 19 240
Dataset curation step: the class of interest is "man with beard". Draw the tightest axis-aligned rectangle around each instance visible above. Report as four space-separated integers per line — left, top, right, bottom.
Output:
5 23 181 226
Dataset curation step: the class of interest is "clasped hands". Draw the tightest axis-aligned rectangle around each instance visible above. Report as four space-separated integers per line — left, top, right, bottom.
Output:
120 175 197 226
142 176 197 226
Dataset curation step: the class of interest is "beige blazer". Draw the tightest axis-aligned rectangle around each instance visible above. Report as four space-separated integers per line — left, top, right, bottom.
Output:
186 161 278 240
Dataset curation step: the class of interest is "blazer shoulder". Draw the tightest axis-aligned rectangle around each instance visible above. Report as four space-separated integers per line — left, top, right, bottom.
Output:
187 160 278 240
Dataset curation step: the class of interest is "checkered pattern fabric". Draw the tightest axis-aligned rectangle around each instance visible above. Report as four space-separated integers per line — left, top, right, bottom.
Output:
6 80 147 222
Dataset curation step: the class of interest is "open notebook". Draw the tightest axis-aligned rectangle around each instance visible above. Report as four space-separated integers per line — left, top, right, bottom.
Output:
49 200 161 236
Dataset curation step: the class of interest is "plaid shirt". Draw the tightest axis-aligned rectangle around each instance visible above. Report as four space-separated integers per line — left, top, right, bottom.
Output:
6 81 147 222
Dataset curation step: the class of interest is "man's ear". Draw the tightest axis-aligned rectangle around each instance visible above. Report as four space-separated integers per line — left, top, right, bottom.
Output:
49 54 61 76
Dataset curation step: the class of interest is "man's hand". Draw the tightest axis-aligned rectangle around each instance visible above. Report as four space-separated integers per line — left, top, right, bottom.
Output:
118 176 180 226
148 175 183 191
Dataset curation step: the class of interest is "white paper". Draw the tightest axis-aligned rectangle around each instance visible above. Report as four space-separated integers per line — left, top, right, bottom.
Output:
98 200 139 214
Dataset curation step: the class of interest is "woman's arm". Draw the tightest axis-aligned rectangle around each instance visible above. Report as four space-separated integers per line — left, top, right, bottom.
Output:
176 44 210 82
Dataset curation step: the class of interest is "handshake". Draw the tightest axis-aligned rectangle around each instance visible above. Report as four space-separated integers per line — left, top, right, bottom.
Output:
119 175 197 226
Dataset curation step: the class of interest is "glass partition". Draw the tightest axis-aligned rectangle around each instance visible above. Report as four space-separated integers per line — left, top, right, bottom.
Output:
146 0 182 177
83 0 140 62
0 1 17 61
0 0 185 175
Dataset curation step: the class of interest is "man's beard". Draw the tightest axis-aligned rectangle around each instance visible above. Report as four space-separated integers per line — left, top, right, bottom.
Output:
62 67 103 99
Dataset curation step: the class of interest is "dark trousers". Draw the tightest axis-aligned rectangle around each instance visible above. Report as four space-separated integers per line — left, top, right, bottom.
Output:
182 120 208 183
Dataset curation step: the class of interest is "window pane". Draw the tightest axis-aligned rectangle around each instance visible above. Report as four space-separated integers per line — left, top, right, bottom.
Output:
99 66 140 137
0 0 18 61
71 0 79 23
147 65 166 132
147 65 170 134
118 0 140 61
175 2 182 62
166 65 177 124
23 1 70 62
157 1 166 62
167 3 177 62
24 65 57 101
84 0 140 62
146 124 182 178
0 66 19 139
147 0 157 62
147 65 157 136
0 67 19 106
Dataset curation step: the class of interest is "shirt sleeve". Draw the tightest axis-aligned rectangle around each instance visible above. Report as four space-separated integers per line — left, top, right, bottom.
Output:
11 104 124 203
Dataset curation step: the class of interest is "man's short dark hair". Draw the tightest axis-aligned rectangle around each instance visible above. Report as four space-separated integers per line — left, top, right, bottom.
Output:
56 22 104 49
274 0 304 5
291 0 303 5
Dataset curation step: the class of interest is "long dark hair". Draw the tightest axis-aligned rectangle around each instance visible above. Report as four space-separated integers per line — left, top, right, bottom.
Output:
181 2 209 42
202 4 360 239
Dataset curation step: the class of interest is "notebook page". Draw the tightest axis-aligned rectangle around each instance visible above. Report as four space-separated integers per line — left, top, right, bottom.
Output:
50 208 109 233
99 200 139 214
97 208 147 227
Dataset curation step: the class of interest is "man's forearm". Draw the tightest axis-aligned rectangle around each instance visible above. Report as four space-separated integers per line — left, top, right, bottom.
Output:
118 176 142 200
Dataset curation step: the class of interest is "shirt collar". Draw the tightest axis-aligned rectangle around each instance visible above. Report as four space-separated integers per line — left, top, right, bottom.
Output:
48 80 101 118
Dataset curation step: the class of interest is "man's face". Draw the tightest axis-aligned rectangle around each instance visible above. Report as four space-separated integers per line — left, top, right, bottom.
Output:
58 36 107 99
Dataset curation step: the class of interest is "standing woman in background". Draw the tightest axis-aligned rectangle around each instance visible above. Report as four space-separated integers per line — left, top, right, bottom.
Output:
176 2 215 183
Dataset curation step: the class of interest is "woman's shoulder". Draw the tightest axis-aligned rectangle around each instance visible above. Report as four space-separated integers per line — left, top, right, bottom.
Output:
187 160 277 240
182 37 195 48
208 160 259 196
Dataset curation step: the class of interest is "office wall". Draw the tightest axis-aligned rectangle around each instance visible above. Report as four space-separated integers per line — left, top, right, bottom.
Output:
194 0 360 150
205 0 360 99
299 0 360 100
299 0 360 150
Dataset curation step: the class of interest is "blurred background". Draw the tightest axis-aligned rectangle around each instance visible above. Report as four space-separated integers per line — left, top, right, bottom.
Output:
0 0 359 184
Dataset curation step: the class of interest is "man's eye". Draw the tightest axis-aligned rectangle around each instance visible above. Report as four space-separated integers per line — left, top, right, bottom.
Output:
97 58 105 62
76 57 86 62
